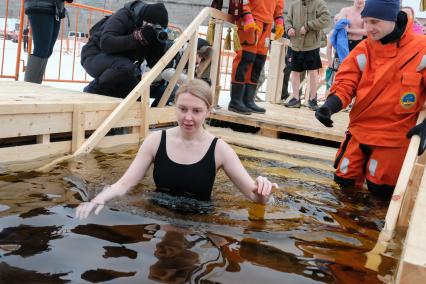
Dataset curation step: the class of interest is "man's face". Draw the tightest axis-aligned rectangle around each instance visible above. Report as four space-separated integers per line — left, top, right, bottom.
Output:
354 0 365 9
363 17 396 40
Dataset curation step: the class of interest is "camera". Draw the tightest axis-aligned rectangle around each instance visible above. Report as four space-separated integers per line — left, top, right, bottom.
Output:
153 24 168 43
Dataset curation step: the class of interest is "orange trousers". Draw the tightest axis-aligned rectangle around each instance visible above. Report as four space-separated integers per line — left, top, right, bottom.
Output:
334 132 407 188
231 20 272 85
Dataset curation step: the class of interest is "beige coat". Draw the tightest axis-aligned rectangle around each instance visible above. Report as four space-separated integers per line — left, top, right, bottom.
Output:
285 0 331 51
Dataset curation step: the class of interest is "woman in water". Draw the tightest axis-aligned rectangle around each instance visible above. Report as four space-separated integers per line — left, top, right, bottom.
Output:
76 79 278 219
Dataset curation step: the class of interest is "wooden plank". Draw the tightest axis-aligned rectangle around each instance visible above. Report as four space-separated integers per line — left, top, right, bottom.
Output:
148 107 176 125
211 19 224 107
187 32 198 80
0 112 72 138
207 126 336 161
36 134 50 144
210 102 347 142
157 42 191 107
396 165 426 283
266 40 283 103
0 141 71 165
259 128 278 138
140 88 150 140
396 155 426 231
72 104 85 152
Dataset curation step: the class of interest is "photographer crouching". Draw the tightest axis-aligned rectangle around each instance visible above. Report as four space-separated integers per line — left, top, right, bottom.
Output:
81 0 168 98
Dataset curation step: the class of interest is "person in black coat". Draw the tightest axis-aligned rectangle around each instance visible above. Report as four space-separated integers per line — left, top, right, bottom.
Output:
24 0 73 83
81 0 169 99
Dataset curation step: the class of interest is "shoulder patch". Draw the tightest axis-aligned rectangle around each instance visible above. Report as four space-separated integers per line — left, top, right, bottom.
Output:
356 54 366 72
400 92 417 109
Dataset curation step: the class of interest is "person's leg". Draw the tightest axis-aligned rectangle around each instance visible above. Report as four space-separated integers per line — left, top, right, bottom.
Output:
334 133 366 188
365 146 408 199
82 53 139 98
308 70 318 100
25 13 55 83
285 70 301 108
243 21 271 114
281 64 291 100
229 24 258 114
28 14 55 58
46 18 61 58
307 69 319 110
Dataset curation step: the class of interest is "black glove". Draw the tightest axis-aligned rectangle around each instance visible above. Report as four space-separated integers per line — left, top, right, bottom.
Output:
315 106 333 127
133 25 157 46
314 94 342 128
406 119 426 155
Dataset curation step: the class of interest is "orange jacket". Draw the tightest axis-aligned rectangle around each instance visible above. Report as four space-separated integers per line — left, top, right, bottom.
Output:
242 0 284 24
330 18 426 147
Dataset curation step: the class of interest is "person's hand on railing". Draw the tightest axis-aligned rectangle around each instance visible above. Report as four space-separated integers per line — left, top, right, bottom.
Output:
273 16 284 40
407 118 426 155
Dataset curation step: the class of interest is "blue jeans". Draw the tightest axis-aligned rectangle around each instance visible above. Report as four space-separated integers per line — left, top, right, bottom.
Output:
28 13 61 58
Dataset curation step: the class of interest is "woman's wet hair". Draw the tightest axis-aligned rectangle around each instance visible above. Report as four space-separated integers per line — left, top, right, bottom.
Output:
175 79 213 109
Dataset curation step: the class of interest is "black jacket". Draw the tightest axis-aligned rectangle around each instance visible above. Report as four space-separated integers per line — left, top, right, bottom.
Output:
81 0 166 68
24 0 72 19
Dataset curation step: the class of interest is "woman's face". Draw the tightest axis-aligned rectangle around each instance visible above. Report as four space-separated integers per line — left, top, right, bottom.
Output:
175 92 210 134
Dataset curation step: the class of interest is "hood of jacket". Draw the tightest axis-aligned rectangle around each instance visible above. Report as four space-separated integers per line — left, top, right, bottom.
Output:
124 0 148 27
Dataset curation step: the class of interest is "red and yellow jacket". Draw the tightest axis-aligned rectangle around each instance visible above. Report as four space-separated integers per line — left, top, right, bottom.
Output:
330 18 426 147
241 0 284 24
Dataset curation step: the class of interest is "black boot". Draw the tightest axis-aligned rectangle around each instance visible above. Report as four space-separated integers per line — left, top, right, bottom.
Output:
244 83 265 113
228 83 252 115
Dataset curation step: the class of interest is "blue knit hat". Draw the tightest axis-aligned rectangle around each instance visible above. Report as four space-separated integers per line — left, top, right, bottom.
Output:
361 0 400 21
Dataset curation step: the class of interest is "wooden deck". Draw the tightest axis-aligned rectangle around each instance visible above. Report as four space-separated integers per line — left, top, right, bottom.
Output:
210 102 349 142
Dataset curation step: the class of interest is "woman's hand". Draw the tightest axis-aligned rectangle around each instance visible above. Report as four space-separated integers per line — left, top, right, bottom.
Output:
253 176 278 198
75 200 105 220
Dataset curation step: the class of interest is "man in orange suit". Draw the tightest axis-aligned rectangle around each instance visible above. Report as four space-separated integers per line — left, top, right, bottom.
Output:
228 0 285 115
315 0 426 199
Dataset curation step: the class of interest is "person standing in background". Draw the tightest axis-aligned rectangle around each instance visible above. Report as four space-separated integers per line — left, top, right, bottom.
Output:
228 0 285 115
338 0 367 51
285 0 331 110
23 24 29 52
24 0 73 83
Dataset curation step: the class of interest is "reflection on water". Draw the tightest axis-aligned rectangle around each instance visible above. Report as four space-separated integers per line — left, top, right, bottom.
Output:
0 147 398 283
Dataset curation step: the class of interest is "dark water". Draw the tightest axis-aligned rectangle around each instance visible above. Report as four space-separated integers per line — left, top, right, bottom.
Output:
0 147 397 283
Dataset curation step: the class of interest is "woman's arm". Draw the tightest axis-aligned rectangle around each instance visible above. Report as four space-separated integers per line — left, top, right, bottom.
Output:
216 140 278 204
75 131 161 219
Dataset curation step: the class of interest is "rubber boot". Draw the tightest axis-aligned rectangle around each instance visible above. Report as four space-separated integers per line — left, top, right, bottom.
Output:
228 83 252 115
244 83 265 113
24 55 47 84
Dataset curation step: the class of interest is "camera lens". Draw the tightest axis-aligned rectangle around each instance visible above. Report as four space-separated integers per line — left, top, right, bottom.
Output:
157 30 168 42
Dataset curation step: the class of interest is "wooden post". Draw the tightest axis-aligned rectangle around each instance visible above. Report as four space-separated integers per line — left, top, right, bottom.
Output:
72 104 85 152
210 19 224 107
187 32 198 80
140 87 150 140
266 38 288 103
157 45 191 107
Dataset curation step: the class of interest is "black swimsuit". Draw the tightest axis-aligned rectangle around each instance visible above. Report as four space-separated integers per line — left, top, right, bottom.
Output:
153 130 218 201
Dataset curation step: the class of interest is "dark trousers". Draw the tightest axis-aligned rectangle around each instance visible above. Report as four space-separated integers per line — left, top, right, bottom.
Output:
82 52 140 98
28 13 61 58
150 82 178 107
23 36 28 51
